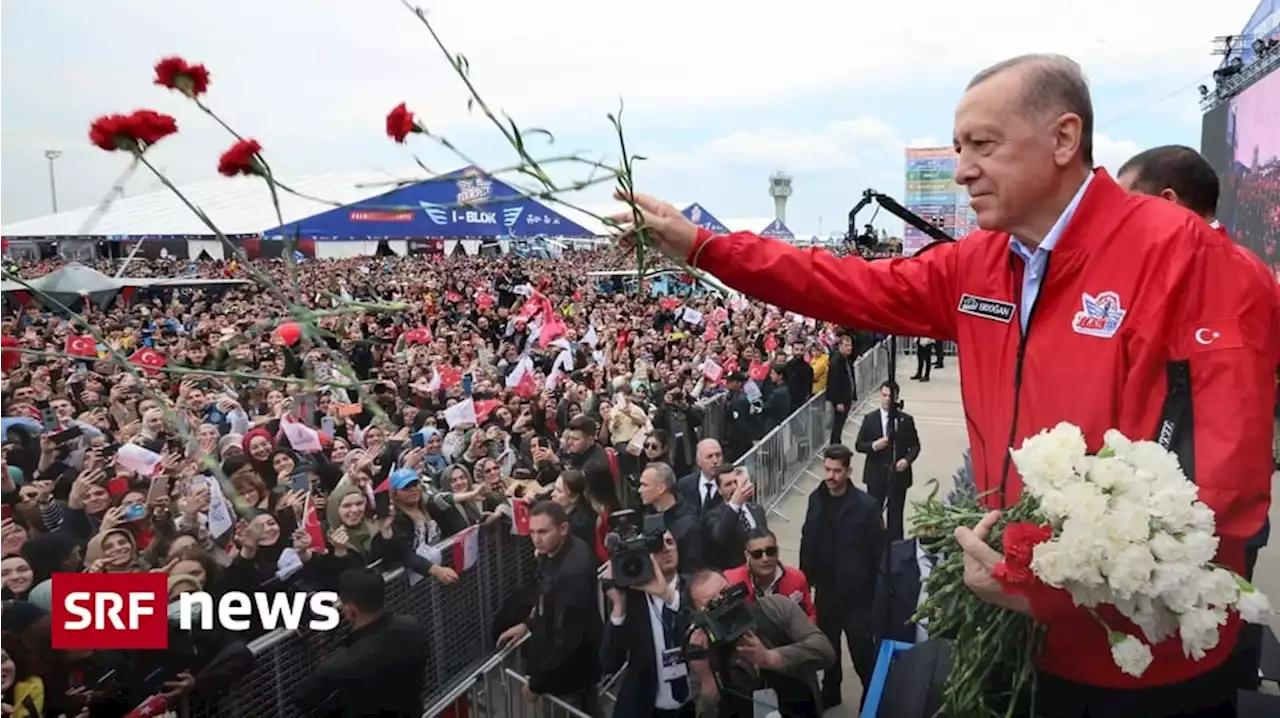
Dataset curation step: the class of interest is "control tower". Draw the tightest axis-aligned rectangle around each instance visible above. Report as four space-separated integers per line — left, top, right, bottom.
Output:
769 171 792 224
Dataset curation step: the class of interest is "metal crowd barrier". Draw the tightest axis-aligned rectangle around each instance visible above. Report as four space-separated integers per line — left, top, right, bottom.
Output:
184 522 540 718
899 339 957 357
696 391 728 444
183 342 888 718
734 340 890 521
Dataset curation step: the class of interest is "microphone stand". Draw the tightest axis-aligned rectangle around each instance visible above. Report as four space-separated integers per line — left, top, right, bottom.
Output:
845 189 946 533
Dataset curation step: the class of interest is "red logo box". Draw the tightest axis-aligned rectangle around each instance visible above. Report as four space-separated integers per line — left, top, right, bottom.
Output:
51 572 169 650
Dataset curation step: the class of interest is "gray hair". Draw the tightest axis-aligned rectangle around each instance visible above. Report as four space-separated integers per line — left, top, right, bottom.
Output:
644 461 679 493
967 53 1094 166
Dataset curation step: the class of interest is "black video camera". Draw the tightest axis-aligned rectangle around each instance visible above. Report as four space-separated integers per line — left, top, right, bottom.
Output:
689 581 756 646
604 509 666 588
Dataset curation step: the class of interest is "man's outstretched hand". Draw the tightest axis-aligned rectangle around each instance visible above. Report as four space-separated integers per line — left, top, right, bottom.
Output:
608 192 699 261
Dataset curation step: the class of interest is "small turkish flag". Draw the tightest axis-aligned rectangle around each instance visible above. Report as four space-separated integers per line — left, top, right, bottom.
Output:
511 499 531 536
748 360 770 382
403 327 432 345
515 370 538 399
128 347 167 374
124 694 167 718
473 399 500 424
445 291 463 303
65 334 97 358
439 366 463 389
303 493 327 554
475 292 495 310
451 526 480 571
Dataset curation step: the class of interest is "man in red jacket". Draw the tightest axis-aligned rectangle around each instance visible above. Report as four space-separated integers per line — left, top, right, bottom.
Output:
612 54 1278 717
1117 144 1278 696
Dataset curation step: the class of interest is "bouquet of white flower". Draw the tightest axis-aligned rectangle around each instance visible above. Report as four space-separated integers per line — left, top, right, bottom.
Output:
911 422 1271 717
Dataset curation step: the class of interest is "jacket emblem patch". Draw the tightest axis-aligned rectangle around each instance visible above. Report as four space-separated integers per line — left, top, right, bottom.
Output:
1072 291 1127 338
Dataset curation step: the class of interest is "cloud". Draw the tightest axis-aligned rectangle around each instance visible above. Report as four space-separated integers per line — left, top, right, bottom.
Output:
664 117 902 173
1 0 1251 221
1093 134 1143 174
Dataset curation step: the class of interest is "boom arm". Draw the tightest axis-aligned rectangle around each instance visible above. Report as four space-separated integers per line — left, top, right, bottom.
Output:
847 189 955 245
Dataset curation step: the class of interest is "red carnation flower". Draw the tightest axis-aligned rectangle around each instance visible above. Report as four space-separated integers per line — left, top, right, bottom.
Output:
992 521 1053 594
386 103 421 143
217 138 264 177
153 56 211 97
88 110 178 153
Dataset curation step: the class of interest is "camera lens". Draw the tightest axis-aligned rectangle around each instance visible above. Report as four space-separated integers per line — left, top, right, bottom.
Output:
618 554 644 580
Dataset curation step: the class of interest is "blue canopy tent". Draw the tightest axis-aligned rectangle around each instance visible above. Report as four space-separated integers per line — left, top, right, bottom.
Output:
261 167 596 240
759 219 796 241
681 203 731 234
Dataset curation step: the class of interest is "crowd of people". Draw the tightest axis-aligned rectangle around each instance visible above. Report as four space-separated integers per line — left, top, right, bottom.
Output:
0 247 874 717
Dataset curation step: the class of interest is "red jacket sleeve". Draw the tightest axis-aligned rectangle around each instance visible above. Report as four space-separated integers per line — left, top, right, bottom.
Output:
797 573 817 623
688 229 961 340
1166 223 1278 564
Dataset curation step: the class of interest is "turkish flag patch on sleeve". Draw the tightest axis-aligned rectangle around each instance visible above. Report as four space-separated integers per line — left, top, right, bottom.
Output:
1183 318 1244 353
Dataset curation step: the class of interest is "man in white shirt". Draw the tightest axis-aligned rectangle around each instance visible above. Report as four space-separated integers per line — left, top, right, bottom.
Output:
676 438 725 518
853 381 921 542
703 464 768 569
601 531 696 718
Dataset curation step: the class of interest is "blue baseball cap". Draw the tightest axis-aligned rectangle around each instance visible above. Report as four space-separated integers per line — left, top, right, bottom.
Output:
389 467 420 490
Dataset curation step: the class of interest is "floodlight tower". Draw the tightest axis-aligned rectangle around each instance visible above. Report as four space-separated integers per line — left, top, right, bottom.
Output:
769 171 792 224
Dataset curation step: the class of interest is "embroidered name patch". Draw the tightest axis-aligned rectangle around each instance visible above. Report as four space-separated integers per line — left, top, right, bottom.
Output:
957 294 1015 323
1071 291 1127 338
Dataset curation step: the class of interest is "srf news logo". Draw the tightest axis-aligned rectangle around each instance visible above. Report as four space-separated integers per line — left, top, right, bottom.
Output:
51 573 340 650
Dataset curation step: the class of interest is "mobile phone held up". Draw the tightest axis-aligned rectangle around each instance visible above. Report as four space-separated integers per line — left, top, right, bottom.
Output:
374 491 392 520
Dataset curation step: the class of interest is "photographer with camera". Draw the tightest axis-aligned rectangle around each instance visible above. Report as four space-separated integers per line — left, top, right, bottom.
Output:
601 527 696 718
637 463 704 574
685 569 834 718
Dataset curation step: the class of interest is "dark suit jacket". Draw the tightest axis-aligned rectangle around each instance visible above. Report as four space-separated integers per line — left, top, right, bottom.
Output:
854 408 921 492
600 579 694 718
826 350 856 407
677 471 724 519
704 501 769 570
654 497 707 574
872 538 924 645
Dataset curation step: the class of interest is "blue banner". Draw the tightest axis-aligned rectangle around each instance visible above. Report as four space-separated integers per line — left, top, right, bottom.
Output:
262 166 596 240
681 203 731 234
759 219 795 241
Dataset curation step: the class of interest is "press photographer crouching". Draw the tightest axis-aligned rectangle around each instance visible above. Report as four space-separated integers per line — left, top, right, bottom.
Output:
685 570 835 718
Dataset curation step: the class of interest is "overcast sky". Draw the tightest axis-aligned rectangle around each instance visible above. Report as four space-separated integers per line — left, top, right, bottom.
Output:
0 0 1258 236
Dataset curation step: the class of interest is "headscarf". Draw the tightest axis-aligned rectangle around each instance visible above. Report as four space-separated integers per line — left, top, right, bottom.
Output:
84 528 143 573
324 482 377 557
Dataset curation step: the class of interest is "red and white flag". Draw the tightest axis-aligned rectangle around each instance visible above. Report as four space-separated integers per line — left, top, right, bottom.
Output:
702 358 723 383
280 418 323 453
505 356 539 399
65 334 97 358
124 694 167 718
403 327 433 345
128 347 167 373
451 526 480 571
511 499 531 536
303 493 327 554
537 313 567 348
